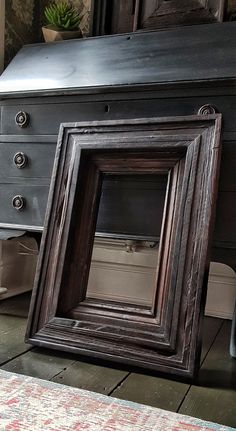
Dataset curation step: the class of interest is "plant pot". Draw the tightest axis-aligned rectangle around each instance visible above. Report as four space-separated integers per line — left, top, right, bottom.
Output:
42 25 82 43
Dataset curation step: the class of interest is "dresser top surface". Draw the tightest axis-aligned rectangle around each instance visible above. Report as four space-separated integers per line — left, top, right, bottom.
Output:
0 22 236 97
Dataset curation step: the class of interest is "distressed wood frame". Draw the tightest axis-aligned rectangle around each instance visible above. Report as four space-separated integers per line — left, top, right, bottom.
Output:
90 0 227 35
136 0 227 31
26 115 222 379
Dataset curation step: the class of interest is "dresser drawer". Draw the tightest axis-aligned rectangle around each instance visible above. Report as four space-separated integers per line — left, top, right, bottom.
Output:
0 184 49 229
2 96 236 135
2 102 112 135
0 143 55 181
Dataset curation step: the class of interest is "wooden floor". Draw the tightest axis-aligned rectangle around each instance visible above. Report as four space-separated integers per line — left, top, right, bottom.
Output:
0 293 235 429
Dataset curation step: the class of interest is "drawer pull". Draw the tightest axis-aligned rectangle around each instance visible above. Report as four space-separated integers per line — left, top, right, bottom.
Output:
198 104 217 115
15 111 30 128
13 152 28 169
12 195 25 211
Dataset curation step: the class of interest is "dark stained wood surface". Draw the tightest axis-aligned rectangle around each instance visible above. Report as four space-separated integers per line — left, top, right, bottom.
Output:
0 19 234 363
138 0 226 30
90 0 226 36
26 115 222 379
110 0 134 34
0 22 236 97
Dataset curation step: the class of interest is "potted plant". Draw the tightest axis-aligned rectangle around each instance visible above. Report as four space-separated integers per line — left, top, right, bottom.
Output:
42 1 82 43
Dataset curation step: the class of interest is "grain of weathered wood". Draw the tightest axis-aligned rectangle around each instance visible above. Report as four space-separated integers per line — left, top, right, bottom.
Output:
111 317 222 410
179 321 236 428
92 0 226 35
52 361 129 395
139 0 226 30
110 0 134 34
1 348 76 380
26 115 222 379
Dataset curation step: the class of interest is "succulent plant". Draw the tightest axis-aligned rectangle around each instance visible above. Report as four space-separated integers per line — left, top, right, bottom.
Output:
44 1 80 31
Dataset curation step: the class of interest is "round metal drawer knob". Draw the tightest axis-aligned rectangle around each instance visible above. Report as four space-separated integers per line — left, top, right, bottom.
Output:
15 111 30 128
12 195 25 211
13 152 28 169
198 104 217 115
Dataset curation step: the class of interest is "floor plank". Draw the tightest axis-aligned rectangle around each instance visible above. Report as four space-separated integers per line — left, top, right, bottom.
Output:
179 321 236 428
110 317 222 412
0 291 233 428
52 361 129 395
1 348 76 380
0 315 31 364
111 373 189 411
200 316 223 363
3 347 129 396
0 314 27 333
0 292 31 318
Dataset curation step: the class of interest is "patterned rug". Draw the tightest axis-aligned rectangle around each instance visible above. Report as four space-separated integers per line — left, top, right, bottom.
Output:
0 369 234 431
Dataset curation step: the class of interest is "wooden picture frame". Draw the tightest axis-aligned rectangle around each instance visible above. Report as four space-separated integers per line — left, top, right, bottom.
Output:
135 0 227 31
90 0 227 35
26 115 222 379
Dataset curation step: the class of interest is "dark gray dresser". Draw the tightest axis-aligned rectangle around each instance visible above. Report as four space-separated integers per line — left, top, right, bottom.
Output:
0 21 235 354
